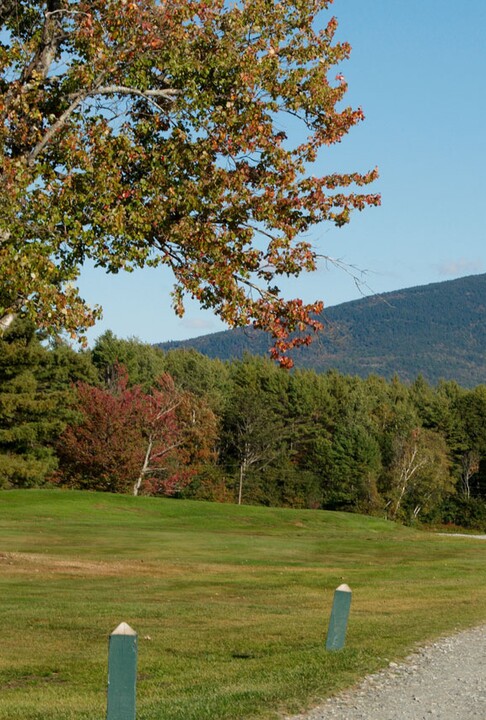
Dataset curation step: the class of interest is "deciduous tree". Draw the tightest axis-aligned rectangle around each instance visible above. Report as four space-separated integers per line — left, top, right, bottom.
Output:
1 0 379 364
382 427 452 521
222 356 287 503
56 366 207 495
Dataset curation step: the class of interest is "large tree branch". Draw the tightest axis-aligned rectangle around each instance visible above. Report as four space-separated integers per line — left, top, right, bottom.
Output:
27 83 179 166
149 440 184 461
21 1 66 86
90 85 180 101
152 399 182 422
27 92 87 166
2 2 65 117
80 85 180 114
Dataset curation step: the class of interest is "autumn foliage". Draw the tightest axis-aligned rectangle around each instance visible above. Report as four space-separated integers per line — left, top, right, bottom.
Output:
0 0 379 364
56 366 217 495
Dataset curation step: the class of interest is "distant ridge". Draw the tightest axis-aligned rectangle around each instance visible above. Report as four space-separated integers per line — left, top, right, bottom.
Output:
157 273 486 387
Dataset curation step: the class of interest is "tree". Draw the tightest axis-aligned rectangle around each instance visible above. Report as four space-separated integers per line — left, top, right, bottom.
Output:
91 331 166 389
134 373 219 496
162 348 229 413
319 422 382 512
224 387 284 505
56 366 203 495
0 319 91 487
1 0 379 364
132 373 187 496
456 387 486 499
57 367 147 492
460 449 480 499
284 369 330 475
222 356 287 504
381 427 452 522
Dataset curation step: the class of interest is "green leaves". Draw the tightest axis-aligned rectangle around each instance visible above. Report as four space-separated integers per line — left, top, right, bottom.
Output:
1 0 379 363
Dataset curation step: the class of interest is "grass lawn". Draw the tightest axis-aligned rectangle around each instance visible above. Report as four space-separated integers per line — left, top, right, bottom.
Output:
1 489 486 719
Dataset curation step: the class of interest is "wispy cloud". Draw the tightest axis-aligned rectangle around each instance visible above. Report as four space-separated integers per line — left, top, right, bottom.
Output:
436 258 484 277
180 317 217 331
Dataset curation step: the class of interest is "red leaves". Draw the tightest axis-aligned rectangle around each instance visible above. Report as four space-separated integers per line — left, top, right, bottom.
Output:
57 367 200 495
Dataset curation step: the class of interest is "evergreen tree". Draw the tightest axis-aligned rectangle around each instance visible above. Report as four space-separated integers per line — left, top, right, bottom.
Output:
92 331 166 388
320 422 382 512
0 321 75 487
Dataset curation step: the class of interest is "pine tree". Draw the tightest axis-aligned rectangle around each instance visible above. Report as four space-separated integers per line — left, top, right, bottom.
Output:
0 321 70 487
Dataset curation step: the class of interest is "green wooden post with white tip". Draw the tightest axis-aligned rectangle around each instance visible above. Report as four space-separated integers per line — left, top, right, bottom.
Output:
326 584 352 651
106 622 138 720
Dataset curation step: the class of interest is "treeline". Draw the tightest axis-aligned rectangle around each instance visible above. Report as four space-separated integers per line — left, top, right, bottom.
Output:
2 321 486 529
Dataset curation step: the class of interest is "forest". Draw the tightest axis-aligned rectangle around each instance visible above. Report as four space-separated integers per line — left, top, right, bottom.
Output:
2 319 486 530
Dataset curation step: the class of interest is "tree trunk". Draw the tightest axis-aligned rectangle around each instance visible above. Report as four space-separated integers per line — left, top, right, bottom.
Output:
0 287 22 335
391 479 408 519
461 451 480 499
0 312 17 335
238 463 244 505
133 437 153 496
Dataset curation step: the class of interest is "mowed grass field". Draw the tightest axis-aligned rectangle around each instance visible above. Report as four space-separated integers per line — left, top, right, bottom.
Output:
1 490 486 720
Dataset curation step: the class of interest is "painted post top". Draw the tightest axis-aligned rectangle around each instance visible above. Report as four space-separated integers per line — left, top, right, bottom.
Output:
111 622 137 636
336 584 352 593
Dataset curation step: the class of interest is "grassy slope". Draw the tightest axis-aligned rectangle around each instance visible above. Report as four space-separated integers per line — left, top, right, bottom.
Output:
1 490 486 720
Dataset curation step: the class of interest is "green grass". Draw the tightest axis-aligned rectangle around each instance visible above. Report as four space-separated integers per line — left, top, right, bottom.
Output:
1 490 486 719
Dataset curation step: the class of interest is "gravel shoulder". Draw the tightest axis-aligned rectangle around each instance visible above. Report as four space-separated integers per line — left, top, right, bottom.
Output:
286 533 486 720
286 624 486 720
285 534 486 719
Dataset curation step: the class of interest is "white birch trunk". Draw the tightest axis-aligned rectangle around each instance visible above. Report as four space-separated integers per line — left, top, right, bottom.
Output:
133 437 153 497
0 312 17 335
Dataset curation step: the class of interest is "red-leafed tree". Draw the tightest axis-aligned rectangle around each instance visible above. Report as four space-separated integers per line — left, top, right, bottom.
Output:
131 373 185 496
1 0 379 365
56 366 215 495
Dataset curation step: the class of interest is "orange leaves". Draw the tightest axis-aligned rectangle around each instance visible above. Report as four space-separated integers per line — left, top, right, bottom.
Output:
2 0 378 366
250 295 324 368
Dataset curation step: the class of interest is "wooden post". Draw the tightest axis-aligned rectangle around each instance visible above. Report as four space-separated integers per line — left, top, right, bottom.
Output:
107 622 138 720
326 584 352 651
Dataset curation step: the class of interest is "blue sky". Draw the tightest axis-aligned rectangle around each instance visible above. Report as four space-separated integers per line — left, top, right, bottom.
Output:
78 0 486 345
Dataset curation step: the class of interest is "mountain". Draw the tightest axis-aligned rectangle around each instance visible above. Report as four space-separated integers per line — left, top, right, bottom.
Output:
157 273 486 387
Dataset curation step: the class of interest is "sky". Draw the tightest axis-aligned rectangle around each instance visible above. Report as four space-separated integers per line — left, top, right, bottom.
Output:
77 0 486 346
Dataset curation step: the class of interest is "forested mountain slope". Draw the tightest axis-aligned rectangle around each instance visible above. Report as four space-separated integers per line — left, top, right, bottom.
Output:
158 273 486 386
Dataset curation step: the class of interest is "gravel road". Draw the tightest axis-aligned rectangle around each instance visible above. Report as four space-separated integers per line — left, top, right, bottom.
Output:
287 624 486 720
